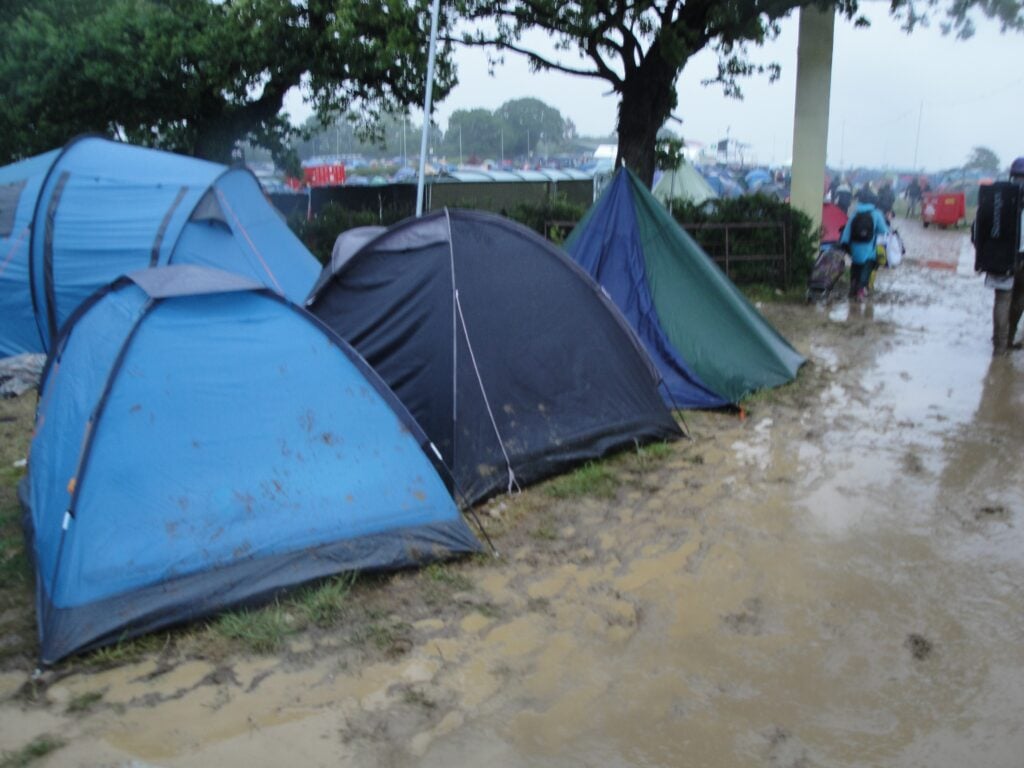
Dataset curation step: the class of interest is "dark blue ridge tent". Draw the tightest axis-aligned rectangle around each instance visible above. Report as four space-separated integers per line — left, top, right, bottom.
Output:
308 209 682 506
23 265 480 664
0 137 320 358
565 169 805 408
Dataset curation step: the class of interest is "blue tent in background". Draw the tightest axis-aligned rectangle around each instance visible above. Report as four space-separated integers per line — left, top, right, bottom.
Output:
0 137 320 357
699 169 744 199
744 168 773 190
0 150 59 357
23 266 480 663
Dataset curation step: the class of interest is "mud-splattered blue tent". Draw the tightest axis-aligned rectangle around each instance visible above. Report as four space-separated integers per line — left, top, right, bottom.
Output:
565 169 805 408
0 137 320 357
22 266 479 663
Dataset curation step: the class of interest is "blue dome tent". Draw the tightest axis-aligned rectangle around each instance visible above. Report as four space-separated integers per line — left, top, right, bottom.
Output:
23 266 480 663
0 137 320 357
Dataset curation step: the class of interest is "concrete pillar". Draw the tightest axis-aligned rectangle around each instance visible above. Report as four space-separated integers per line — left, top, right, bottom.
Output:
790 6 835 235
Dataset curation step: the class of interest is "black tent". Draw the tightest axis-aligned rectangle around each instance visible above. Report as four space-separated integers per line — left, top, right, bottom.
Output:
308 209 682 505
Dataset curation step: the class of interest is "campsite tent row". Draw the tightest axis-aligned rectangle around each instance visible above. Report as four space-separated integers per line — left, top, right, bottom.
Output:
5 142 802 663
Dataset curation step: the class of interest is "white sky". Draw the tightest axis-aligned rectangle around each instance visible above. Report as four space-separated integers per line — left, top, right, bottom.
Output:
287 5 1022 172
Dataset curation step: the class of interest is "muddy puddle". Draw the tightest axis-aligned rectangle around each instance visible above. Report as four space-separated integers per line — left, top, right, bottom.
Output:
1 219 1022 767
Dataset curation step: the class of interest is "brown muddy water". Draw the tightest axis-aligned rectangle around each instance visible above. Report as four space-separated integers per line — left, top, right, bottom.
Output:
1 219 1022 767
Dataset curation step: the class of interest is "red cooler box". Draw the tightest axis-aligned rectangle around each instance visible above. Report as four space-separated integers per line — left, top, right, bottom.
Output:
922 191 965 227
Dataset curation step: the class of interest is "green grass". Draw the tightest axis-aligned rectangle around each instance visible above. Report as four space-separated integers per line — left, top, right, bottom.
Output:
544 462 618 499
633 441 673 471
421 563 474 607
531 519 557 541
296 574 356 628
423 564 473 592
742 285 808 304
357 620 413 656
0 735 65 768
212 604 295 654
402 686 437 709
0 467 31 589
65 690 104 714
79 634 163 669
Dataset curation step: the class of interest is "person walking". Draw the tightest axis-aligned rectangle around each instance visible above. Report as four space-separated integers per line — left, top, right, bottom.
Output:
986 157 1024 355
906 177 922 217
877 180 896 218
840 190 889 301
833 176 853 213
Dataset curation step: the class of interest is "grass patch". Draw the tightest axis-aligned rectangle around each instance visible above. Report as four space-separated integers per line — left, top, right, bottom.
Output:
423 564 473 592
421 563 474 607
213 604 295 654
357 620 412 656
296 574 355 628
402 686 437 710
740 284 807 304
474 602 504 620
633 441 673 471
65 690 104 714
79 634 163 669
0 467 31 589
544 462 618 500
0 735 65 768
531 519 557 541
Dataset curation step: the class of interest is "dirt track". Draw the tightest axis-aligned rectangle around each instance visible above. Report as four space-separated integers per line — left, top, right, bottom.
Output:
1 215 1022 767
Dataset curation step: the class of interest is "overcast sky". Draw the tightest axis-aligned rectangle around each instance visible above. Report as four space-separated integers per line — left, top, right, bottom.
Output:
287 5 1021 172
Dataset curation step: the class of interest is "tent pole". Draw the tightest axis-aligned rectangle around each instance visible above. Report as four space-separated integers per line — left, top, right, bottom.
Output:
415 0 442 217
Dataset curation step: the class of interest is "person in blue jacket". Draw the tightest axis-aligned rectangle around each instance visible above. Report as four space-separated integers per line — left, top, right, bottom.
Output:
840 191 890 301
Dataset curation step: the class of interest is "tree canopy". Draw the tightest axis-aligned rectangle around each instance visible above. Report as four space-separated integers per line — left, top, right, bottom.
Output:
456 0 1024 184
963 146 1001 175
0 0 457 167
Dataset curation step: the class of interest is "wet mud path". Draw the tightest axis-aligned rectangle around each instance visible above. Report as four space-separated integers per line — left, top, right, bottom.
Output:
1 219 1022 767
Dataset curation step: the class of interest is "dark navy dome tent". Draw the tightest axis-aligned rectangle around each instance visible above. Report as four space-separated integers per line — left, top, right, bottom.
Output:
23 266 480 664
308 209 682 506
0 137 320 357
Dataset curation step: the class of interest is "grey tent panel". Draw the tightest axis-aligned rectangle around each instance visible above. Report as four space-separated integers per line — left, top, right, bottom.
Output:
128 265 263 299
0 180 26 237
189 188 229 225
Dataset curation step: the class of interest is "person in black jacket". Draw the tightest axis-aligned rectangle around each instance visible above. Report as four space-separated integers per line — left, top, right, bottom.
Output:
906 177 922 216
877 180 896 217
987 157 1024 355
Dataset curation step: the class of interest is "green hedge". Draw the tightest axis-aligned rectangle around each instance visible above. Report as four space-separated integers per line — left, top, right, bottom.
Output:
667 195 818 288
504 196 587 244
288 203 408 265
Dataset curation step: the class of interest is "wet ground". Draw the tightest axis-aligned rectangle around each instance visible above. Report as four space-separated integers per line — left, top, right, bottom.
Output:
1 215 1021 767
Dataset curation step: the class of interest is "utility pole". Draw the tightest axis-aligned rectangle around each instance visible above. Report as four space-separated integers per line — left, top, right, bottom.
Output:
415 0 441 216
913 101 923 170
459 123 463 167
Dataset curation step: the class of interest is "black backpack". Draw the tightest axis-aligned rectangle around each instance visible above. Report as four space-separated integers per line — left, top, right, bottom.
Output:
974 181 1022 274
850 210 875 244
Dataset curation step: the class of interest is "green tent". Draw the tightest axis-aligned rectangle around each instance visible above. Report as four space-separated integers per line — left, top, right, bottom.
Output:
565 168 805 407
652 160 717 208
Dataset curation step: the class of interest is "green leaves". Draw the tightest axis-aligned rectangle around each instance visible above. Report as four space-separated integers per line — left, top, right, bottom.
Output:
0 0 455 164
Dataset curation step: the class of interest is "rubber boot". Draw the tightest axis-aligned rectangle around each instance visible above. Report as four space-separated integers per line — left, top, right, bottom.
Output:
993 289 1011 356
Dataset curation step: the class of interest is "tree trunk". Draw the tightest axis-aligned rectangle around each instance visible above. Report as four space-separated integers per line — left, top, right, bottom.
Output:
615 54 681 187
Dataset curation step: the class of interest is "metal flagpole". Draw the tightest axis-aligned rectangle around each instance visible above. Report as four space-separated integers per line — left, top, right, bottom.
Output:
416 0 442 217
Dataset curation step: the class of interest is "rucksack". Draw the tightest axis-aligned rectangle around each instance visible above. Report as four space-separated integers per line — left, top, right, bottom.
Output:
974 181 1022 274
850 210 875 243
